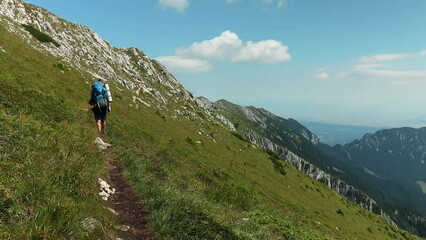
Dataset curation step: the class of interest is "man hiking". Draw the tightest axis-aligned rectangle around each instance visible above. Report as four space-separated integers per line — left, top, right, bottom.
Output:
89 78 111 134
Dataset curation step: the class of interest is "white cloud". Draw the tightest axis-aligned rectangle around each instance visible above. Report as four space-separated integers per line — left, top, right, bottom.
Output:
277 0 285 8
176 30 242 60
350 52 426 79
358 69 426 78
159 0 189 12
314 72 329 80
232 40 291 64
262 0 287 8
155 56 213 73
177 30 291 64
157 30 291 74
225 0 239 3
358 53 412 65
420 50 426 56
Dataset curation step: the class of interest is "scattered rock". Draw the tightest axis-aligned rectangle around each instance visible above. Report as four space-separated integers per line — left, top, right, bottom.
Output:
115 225 130 232
98 178 116 201
0 46 5 53
81 217 102 233
108 207 119 216
242 218 250 222
94 137 112 150
314 221 321 225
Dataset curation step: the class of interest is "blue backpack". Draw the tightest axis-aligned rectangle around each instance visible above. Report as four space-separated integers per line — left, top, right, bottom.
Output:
91 81 107 108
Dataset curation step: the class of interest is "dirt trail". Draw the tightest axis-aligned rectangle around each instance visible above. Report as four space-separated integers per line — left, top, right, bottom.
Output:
106 148 156 240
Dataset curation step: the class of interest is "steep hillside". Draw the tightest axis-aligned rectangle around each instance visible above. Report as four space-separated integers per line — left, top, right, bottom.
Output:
0 0 421 239
212 98 426 237
212 99 382 210
323 128 426 235
338 127 426 181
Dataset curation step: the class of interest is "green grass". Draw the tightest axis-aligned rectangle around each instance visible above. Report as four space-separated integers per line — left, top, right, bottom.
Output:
416 181 426 194
0 22 112 239
0 16 421 239
107 91 420 239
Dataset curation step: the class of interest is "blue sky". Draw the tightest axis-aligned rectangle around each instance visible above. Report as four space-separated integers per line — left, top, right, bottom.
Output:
25 0 426 127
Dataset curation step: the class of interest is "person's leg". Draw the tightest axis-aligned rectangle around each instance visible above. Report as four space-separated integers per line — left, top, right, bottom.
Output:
101 120 106 134
96 120 102 132
100 106 107 134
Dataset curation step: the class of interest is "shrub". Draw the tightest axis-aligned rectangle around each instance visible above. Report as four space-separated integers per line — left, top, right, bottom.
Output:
186 137 196 146
231 131 247 142
55 62 69 72
22 24 60 47
270 156 286 176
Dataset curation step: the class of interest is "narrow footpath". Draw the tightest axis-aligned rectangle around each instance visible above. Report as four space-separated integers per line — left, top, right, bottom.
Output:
103 142 156 240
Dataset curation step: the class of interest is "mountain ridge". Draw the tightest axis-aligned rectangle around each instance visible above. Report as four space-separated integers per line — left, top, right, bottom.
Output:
0 0 422 238
210 98 426 236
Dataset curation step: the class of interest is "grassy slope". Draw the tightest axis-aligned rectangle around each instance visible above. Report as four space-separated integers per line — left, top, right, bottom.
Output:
0 20 420 239
108 100 420 240
0 22 112 238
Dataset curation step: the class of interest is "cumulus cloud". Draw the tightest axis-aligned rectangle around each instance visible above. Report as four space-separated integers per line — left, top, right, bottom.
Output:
177 30 291 64
159 0 189 12
420 50 426 56
155 56 213 73
157 30 291 73
314 72 329 80
176 30 242 60
232 40 291 64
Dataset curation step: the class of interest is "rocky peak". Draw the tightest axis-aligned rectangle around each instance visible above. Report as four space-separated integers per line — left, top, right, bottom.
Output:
0 0 238 131
1 0 177 101
348 127 426 164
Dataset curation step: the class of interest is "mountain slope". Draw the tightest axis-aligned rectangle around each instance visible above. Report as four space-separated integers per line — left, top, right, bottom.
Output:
212 98 426 237
323 128 426 236
0 0 421 239
338 127 426 181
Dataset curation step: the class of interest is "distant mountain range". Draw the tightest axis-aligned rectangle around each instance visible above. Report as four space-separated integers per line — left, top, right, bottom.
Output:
321 127 426 235
300 121 382 146
206 99 426 237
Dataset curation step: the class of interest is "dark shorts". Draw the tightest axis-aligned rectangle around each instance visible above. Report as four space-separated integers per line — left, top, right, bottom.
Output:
93 105 107 122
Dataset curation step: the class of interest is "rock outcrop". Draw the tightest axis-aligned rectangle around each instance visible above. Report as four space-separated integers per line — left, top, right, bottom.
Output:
0 0 237 133
245 131 386 215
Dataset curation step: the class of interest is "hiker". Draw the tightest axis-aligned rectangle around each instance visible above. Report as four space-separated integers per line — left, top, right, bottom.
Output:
89 78 111 133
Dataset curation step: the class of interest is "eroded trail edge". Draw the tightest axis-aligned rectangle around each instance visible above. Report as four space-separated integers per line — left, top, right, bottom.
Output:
107 152 156 239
